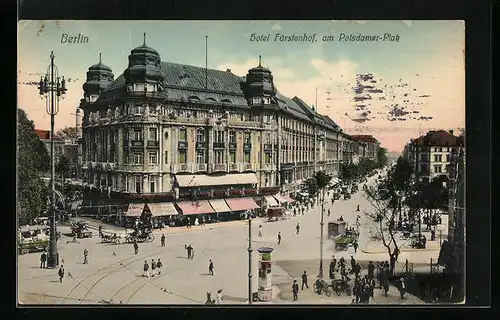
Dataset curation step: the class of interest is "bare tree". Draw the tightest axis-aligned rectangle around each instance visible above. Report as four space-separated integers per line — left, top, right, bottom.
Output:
362 184 403 274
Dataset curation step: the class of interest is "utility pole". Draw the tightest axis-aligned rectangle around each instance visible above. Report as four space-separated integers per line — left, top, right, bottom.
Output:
319 188 325 278
247 218 253 304
38 51 67 268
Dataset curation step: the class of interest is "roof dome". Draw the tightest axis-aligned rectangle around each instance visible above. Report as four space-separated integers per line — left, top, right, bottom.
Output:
245 55 276 96
89 54 112 72
124 33 164 83
83 53 114 96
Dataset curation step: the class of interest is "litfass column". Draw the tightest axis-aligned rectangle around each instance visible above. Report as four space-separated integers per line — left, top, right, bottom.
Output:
257 247 274 301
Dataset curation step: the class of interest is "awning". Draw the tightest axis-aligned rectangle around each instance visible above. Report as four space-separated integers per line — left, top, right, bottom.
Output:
225 198 260 211
176 200 215 215
331 178 341 185
146 202 179 217
209 199 232 213
280 195 295 203
264 195 279 207
273 194 287 204
125 203 145 217
176 173 258 187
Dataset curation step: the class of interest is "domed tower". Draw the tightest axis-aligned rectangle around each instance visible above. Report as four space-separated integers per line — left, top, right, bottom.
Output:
123 33 165 93
245 55 277 107
82 53 114 104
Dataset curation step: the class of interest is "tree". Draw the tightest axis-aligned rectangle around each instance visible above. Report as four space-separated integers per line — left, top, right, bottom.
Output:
17 109 50 225
339 163 357 183
362 183 403 274
56 155 70 178
304 170 332 199
55 126 77 140
376 147 389 168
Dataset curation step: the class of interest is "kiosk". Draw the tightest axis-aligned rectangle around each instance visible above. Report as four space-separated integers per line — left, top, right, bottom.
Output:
257 247 274 301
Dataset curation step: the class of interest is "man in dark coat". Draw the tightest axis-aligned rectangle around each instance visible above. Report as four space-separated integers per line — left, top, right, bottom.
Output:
367 261 374 280
278 232 282 245
353 241 359 253
40 251 47 268
133 241 139 254
58 265 65 283
350 256 356 273
329 260 336 279
292 280 299 301
161 234 166 247
208 259 214 276
301 271 309 290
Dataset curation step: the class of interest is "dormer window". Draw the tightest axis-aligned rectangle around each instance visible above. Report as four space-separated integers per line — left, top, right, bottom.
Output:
252 97 261 105
134 83 144 91
263 97 271 104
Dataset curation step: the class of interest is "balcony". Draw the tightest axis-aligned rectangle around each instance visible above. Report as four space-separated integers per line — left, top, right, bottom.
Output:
165 115 208 125
196 141 207 149
229 142 237 150
172 163 191 173
228 119 261 129
195 163 207 172
261 163 274 171
213 142 226 149
178 141 188 149
244 143 252 151
147 140 159 148
229 163 240 172
211 163 227 172
243 162 256 171
264 144 273 151
131 140 144 148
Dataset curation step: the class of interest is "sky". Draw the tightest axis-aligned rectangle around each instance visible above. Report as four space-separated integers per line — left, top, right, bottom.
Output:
18 20 465 152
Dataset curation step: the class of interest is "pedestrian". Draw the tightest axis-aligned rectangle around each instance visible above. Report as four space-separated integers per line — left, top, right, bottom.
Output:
133 241 139 254
150 259 157 277
215 289 223 304
58 265 65 283
156 258 162 275
296 223 300 235
161 234 166 247
327 208 331 217
258 225 263 237
399 277 406 299
278 232 282 245
208 259 214 276
301 271 309 290
293 208 297 216
292 280 299 301
143 260 150 278
350 256 356 272
353 241 358 254
98 225 103 237
356 204 360 211
40 251 47 269
431 229 436 241
367 261 374 280
83 248 88 264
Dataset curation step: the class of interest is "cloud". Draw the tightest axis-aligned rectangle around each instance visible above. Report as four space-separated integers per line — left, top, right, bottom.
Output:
271 24 282 31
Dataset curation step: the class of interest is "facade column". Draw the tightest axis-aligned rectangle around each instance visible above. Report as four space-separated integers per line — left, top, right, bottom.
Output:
208 126 214 168
313 126 318 173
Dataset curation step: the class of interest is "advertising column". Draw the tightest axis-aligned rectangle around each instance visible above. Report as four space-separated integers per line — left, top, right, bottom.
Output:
257 247 274 301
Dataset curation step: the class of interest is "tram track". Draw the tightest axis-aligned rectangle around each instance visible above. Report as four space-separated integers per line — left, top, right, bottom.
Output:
62 249 164 304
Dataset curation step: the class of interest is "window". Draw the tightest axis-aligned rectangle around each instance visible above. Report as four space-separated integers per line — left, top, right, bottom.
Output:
215 150 225 164
244 132 251 144
134 153 143 165
264 133 271 144
265 152 272 164
196 129 205 142
434 154 442 162
149 152 158 165
149 176 156 193
134 83 144 92
229 131 236 143
446 154 450 162
134 129 143 141
215 130 225 143
178 149 187 164
134 104 143 115
179 128 187 141
196 150 205 164
437 147 442 152
252 97 261 104
244 150 251 163
434 165 442 173
149 128 158 141
420 153 427 161
149 105 156 115
135 175 142 193
230 151 236 163
263 97 271 104
125 176 130 192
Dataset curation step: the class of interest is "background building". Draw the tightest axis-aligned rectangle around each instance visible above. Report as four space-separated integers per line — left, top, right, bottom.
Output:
78 39 381 218
403 130 464 184
350 135 379 162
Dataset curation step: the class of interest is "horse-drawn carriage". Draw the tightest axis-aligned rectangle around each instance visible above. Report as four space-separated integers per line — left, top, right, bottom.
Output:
266 207 285 221
125 228 154 243
313 277 352 297
70 221 93 239
333 229 358 251
100 230 125 244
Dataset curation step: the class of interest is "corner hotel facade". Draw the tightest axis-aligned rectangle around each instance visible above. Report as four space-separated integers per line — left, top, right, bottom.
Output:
79 38 369 220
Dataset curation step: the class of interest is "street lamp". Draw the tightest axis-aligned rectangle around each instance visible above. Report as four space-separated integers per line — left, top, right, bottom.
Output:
319 188 325 279
38 51 67 268
247 217 253 304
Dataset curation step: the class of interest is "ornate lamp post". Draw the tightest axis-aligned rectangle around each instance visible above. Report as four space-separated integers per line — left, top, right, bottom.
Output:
38 51 67 268
247 217 253 304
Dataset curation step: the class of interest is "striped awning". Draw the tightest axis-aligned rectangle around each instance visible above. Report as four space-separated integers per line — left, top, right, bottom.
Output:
125 203 145 217
225 197 260 211
209 199 232 213
273 194 287 204
146 202 179 217
176 200 215 215
264 195 279 207
280 195 295 203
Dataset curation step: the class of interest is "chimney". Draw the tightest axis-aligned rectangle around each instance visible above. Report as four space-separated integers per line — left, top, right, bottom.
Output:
449 129 454 135
226 69 231 73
